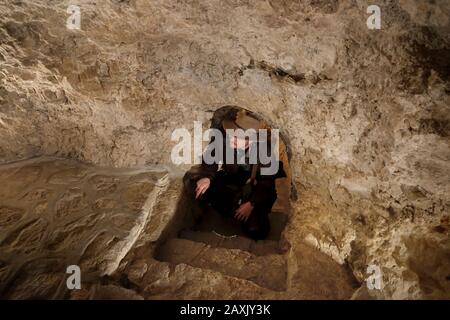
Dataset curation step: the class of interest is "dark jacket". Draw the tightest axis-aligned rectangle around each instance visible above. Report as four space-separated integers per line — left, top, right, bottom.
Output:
190 127 286 209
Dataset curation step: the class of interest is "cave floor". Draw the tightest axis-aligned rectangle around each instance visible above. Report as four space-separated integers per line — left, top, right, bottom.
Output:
0 157 358 299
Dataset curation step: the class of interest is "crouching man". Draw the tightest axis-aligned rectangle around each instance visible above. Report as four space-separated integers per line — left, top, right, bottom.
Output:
183 109 286 240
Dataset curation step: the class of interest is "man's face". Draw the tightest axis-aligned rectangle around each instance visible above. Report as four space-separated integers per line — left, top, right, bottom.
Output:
228 134 250 150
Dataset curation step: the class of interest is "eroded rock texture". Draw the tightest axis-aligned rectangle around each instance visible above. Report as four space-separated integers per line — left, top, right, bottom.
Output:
0 158 355 299
0 157 170 298
0 0 449 299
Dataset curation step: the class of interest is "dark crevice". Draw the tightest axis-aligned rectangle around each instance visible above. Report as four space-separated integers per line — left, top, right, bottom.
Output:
240 59 306 84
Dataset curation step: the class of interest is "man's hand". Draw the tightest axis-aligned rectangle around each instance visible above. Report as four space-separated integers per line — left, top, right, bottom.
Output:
195 177 211 199
234 201 254 221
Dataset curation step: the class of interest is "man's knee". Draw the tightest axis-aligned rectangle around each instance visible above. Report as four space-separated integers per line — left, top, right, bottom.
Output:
183 171 198 194
244 213 270 240
245 224 270 240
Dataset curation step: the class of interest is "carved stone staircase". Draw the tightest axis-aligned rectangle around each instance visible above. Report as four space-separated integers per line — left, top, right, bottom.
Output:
154 206 290 291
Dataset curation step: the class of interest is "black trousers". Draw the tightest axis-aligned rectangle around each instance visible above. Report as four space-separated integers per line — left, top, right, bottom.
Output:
184 170 277 240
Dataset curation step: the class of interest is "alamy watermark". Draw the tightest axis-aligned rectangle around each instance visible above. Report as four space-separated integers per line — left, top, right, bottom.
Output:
66 5 81 30
367 5 381 30
366 264 383 290
66 265 81 290
171 121 280 176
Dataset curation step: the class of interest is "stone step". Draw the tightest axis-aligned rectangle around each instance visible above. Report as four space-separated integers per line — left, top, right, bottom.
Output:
155 238 287 291
179 229 283 256
192 206 288 241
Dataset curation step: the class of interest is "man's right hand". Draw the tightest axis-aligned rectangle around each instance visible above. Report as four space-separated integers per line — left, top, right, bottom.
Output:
195 177 211 199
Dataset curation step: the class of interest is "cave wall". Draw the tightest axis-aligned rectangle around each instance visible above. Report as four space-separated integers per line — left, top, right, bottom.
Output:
0 0 449 299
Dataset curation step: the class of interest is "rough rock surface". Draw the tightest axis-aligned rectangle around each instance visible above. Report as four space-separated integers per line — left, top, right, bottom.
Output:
0 0 449 299
0 157 169 298
0 157 355 299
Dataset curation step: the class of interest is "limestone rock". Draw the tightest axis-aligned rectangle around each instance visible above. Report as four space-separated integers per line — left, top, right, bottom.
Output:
0 0 449 299
0 158 171 299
